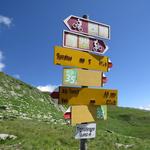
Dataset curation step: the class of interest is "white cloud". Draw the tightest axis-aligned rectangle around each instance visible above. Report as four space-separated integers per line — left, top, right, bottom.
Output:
0 15 12 27
0 63 5 71
139 105 150 111
37 84 58 92
13 74 20 79
0 51 5 71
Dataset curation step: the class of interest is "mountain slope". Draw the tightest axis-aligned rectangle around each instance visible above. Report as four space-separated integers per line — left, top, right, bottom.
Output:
0 72 64 123
0 72 150 149
0 117 150 150
97 106 150 139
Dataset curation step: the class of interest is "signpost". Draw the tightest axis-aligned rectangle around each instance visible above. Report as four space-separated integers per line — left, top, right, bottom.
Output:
58 86 118 105
63 68 107 87
64 15 110 39
63 30 108 55
52 14 118 150
54 46 112 72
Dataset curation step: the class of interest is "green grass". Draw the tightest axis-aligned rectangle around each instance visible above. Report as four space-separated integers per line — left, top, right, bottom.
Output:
0 72 150 149
97 106 150 139
0 72 64 122
0 119 150 150
0 106 150 149
0 119 77 150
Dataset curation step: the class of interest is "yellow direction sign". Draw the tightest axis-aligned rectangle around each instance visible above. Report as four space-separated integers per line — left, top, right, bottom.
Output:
71 105 97 126
54 46 112 72
63 68 105 87
59 86 118 105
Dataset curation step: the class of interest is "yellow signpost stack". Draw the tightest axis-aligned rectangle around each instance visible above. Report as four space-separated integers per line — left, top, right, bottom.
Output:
52 15 118 150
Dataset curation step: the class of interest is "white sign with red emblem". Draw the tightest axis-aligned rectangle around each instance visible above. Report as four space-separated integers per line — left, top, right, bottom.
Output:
63 30 108 55
64 15 110 40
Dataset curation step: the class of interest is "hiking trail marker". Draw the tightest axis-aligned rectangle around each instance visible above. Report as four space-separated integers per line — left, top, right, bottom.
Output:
54 46 112 72
64 15 110 39
63 30 108 55
52 86 117 106
71 105 97 126
63 68 107 87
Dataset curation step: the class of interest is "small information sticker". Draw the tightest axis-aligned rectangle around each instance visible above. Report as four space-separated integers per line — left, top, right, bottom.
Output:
99 25 109 39
79 36 89 49
65 34 78 48
75 123 96 139
97 105 107 120
88 22 99 36
64 69 77 84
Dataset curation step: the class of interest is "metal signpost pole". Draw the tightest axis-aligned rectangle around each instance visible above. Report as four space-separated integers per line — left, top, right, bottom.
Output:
79 15 89 150
80 139 87 150
79 85 88 150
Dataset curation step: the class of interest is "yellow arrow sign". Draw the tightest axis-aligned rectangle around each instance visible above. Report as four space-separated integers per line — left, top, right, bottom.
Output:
54 46 111 72
63 68 104 87
59 86 118 105
71 105 97 126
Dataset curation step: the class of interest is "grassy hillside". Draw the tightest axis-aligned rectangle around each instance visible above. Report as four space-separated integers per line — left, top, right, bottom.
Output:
97 106 150 139
0 72 64 123
0 118 150 150
0 72 150 149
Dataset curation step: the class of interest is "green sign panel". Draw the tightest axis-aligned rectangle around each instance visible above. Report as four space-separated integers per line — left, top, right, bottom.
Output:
97 105 107 120
64 69 77 84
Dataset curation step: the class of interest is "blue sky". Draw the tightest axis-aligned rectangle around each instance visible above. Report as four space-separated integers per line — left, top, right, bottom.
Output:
0 0 150 110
